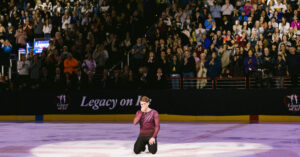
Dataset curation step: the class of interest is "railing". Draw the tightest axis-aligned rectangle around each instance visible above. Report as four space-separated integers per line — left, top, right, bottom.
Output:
1 59 14 80
168 76 300 89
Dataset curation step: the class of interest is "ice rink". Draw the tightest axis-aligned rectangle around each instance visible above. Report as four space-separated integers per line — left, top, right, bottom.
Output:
0 122 299 157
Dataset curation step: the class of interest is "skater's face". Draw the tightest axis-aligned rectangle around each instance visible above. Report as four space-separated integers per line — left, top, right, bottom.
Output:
140 101 149 109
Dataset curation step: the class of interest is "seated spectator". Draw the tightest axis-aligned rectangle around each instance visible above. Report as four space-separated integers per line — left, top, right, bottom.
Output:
82 53 96 75
64 53 79 75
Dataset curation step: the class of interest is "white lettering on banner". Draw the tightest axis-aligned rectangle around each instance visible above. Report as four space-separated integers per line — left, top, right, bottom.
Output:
136 95 142 106
80 96 152 110
80 96 118 110
120 99 133 106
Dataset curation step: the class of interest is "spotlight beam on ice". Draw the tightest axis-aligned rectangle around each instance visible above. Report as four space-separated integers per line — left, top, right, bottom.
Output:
30 140 273 157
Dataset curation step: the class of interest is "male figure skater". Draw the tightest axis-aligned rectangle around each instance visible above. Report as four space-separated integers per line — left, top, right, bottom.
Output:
133 96 160 154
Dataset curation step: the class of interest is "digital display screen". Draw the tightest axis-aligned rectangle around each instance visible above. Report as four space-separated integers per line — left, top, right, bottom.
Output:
18 48 26 54
34 40 49 54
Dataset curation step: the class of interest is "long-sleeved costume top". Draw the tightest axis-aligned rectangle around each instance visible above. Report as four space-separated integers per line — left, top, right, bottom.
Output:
133 109 160 138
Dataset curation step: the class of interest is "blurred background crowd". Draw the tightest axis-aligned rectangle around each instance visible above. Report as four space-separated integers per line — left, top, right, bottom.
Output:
0 0 300 91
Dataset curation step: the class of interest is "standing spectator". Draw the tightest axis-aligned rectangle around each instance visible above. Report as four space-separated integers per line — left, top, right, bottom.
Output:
62 10 71 30
196 53 207 89
244 49 258 88
260 48 275 88
291 16 300 30
286 46 300 88
210 1 222 26
229 54 244 77
152 68 167 89
29 55 41 89
131 38 146 71
169 55 182 89
243 1 253 16
17 55 30 89
182 50 196 88
221 0 234 21
238 11 248 24
34 16 44 38
53 67 64 90
23 18 33 42
43 19 52 38
64 53 79 75
204 14 215 30
0 23 6 39
279 17 290 36
205 52 221 88
0 39 12 76
72 68 88 91
53 1 63 14
275 55 287 88
15 25 27 46
93 44 109 70
43 0 52 11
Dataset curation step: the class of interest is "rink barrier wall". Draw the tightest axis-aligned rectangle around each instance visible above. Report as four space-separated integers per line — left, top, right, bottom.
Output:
0 89 300 123
1 115 300 122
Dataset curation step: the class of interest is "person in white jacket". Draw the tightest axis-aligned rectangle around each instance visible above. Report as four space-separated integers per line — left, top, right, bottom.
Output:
43 19 52 37
17 55 30 76
17 55 31 88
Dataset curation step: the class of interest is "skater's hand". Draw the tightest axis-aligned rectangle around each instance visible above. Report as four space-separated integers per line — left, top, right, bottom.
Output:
141 107 147 112
149 137 155 145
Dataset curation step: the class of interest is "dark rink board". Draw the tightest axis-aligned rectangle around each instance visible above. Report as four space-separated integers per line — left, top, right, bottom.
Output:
2 89 300 115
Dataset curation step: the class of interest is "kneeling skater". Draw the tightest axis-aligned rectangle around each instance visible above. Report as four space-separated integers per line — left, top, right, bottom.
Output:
133 96 160 154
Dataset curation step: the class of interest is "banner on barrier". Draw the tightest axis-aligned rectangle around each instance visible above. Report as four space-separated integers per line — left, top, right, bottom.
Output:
1 90 300 115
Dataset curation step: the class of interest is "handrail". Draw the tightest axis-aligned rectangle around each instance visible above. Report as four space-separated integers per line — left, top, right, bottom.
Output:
168 76 298 89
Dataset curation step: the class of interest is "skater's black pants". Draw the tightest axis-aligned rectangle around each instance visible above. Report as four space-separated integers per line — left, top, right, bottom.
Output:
134 136 157 154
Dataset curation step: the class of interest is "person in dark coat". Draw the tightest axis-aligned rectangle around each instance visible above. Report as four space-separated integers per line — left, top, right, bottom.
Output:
244 49 259 88
205 52 221 88
152 68 167 89
286 47 300 88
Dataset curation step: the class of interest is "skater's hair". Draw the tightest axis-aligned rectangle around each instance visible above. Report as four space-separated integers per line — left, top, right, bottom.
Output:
140 96 150 103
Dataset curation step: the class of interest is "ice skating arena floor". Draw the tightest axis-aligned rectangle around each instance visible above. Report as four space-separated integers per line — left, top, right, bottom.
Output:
0 122 300 157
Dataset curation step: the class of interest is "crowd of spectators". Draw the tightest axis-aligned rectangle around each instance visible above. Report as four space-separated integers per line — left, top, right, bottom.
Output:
0 0 300 91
